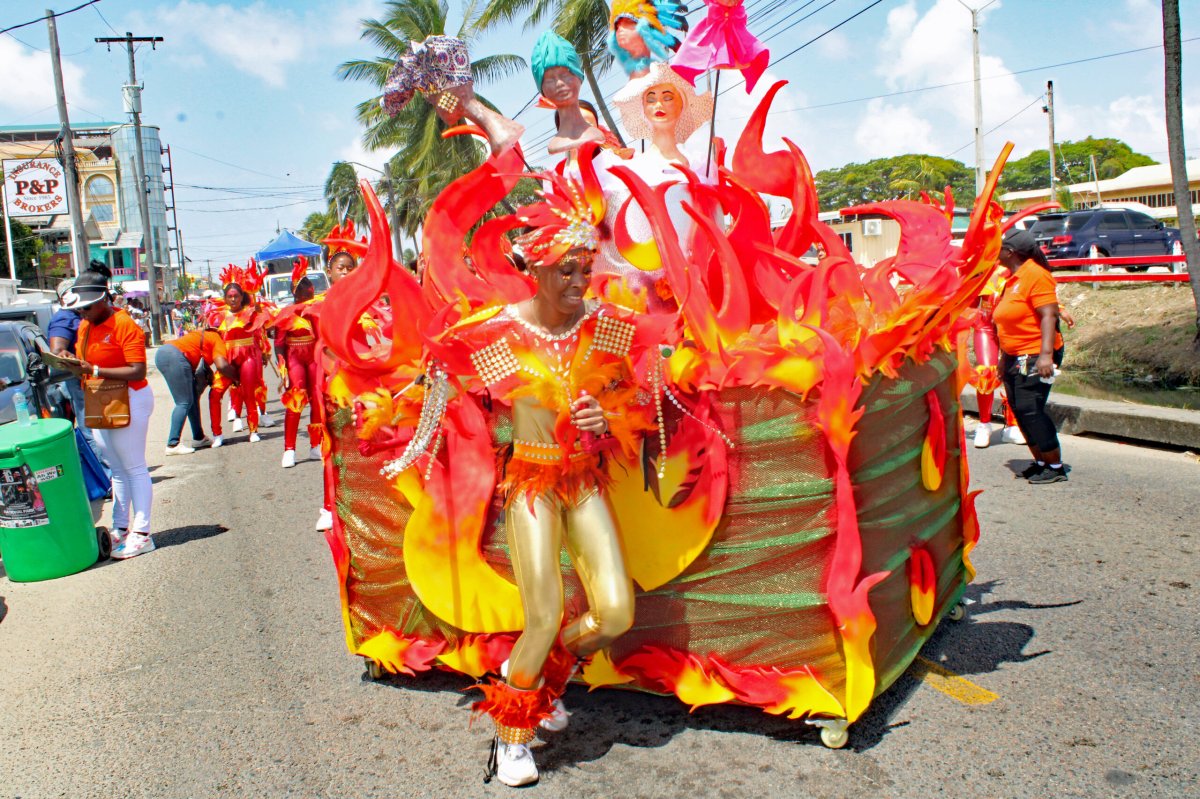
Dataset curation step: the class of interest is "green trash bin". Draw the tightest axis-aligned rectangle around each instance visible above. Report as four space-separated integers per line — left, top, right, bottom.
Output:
0 418 99 582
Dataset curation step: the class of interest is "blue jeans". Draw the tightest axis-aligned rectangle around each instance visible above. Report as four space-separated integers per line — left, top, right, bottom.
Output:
155 345 204 446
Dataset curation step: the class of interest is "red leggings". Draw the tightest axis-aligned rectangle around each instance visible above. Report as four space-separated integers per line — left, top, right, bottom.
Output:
972 304 1016 425
283 345 318 451
210 350 263 435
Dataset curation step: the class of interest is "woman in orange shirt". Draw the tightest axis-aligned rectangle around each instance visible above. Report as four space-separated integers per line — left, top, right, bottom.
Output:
993 231 1067 484
155 328 237 454
61 270 156 558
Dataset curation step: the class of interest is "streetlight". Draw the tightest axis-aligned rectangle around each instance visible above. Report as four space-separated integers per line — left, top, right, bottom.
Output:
341 160 404 262
957 0 998 196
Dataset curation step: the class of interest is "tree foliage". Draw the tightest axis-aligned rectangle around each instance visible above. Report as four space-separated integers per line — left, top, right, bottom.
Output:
815 155 974 211
298 209 338 246
999 137 1157 192
336 0 526 246
0 219 44 285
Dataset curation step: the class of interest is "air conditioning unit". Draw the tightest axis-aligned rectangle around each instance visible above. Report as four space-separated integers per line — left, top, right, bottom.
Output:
863 219 883 237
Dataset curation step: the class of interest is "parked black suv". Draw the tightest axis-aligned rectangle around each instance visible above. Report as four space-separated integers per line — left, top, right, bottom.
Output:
1030 208 1180 269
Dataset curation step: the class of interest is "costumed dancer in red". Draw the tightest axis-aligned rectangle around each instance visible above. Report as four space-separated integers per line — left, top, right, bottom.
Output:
385 174 653 787
971 266 1023 447
274 259 322 468
312 221 368 531
208 263 270 447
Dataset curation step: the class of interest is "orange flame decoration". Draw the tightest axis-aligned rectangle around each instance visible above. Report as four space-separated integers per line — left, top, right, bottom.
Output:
356 630 445 676
620 646 736 710
908 546 936 626
291 255 309 288
921 390 947 492
318 81 1010 723
218 259 266 294
437 633 516 678
282 385 308 413
710 658 844 719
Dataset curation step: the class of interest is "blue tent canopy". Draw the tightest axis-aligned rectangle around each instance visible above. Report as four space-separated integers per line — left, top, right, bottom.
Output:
255 230 322 260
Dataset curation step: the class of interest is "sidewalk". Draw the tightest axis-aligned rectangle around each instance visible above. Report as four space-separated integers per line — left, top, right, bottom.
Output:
962 385 1200 450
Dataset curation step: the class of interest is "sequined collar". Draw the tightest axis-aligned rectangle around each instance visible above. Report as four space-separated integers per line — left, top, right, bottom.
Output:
503 302 597 342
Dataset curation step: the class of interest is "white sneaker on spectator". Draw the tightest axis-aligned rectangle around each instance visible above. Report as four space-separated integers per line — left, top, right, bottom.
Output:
211 435 224 448
308 445 322 461
231 418 245 433
227 407 237 422
282 449 296 468
1002 425 1026 445
258 413 276 428
315 508 333 531
494 741 538 787
249 432 262 443
973 423 991 448
165 443 196 456
112 532 155 559
109 527 129 549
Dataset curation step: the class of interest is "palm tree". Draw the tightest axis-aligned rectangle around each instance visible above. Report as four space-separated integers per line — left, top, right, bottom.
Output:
1162 0 1200 349
299 209 337 246
324 162 366 226
336 0 526 241
476 0 623 139
888 157 950 200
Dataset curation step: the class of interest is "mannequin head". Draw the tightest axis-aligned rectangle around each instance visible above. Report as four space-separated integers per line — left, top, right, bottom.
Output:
541 66 583 109
642 83 684 135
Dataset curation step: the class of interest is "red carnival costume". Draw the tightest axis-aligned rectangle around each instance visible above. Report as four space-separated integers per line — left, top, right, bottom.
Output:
274 260 322 459
208 262 271 438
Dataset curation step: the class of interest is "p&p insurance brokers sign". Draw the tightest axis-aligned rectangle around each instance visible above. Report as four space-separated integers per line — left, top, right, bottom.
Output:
3 158 70 218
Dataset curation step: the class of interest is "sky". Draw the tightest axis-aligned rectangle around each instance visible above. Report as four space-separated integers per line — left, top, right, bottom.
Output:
1 0 1197 274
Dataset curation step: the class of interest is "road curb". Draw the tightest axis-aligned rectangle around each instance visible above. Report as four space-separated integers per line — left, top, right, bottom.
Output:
961 385 1200 450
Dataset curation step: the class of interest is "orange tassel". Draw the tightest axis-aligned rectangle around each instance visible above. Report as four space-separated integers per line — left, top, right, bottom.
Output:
470 679 555 729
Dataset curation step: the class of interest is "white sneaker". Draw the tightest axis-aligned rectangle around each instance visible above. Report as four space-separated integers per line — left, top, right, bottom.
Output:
282 449 296 468
109 527 129 549
315 508 333 531
1001 425 1026 445
494 741 538 787
308 446 322 461
258 413 276 428
165 443 196 456
540 699 570 732
249 432 262 443
231 418 245 433
192 437 213 449
111 532 155 559
211 435 224 448
973 423 991 448
227 407 237 422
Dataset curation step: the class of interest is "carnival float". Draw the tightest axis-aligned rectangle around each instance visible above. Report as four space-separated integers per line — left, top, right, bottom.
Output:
307 0 1020 782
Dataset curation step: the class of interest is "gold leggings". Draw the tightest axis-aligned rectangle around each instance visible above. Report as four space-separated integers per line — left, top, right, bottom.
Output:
505 489 634 690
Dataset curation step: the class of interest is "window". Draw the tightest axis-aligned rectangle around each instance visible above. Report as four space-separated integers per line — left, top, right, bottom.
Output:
1098 212 1128 231
839 231 853 252
1128 213 1158 229
85 176 116 223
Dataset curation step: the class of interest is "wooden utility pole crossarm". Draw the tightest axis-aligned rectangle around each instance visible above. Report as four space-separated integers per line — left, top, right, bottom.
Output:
95 32 164 345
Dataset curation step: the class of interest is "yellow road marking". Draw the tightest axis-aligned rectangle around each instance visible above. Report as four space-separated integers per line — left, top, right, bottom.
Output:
912 656 998 705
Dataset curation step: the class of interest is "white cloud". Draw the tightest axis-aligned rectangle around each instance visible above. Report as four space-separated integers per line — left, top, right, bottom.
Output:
149 0 384 88
1060 93 1200 162
0 37 89 115
337 137 390 176
854 98 937 158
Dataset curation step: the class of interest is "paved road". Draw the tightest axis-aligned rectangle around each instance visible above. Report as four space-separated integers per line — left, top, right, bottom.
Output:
1 370 1197 798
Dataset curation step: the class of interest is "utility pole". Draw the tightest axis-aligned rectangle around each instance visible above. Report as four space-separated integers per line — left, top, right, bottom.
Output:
382 160 404 262
958 0 997 196
96 32 164 344
47 9 89 276
1044 80 1056 203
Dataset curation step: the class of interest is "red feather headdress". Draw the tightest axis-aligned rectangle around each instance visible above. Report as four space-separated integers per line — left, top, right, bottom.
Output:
513 145 606 269
322 218 368 260
291 255 309 288
219 258 265 294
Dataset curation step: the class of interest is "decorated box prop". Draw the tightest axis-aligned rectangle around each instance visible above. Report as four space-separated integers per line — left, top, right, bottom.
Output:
317 82 1006 748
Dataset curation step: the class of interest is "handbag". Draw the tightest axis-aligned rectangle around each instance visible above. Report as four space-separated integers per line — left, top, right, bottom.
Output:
80 328 131 429
194 358 213 396
75 427 111 502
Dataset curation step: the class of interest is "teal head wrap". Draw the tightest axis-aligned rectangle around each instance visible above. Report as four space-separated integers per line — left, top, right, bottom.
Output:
531 30 584 92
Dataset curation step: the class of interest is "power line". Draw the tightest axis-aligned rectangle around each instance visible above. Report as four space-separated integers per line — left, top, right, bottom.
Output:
91 1 119 34
0 0 100 36
171 145 309 186
945 94 1046 157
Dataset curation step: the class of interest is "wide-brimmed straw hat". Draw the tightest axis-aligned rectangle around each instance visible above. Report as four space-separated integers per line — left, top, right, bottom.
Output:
612 60 714 142
59 271 109 310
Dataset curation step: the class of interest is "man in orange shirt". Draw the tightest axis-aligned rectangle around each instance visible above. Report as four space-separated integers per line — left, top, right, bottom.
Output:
993 231 1067 484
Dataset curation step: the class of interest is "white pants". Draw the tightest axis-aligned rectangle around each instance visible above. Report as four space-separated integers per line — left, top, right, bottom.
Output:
94 385 155 534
